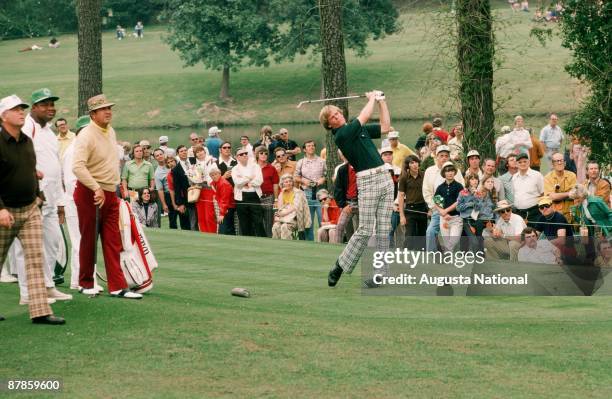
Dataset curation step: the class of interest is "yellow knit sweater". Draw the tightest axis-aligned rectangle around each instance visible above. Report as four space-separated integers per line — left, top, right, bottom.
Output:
72 121 120 192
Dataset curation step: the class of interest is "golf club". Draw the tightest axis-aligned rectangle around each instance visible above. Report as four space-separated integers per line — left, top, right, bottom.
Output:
296 94 367 109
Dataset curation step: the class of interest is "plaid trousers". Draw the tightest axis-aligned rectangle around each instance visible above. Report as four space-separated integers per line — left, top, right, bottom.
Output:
0 202 52 318
338 170 394 274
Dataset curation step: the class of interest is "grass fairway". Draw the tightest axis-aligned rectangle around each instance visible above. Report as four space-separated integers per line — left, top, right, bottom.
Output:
1 229 611 398
0 4 580 129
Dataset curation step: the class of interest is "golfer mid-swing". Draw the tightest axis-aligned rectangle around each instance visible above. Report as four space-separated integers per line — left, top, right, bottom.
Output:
319 90 393 287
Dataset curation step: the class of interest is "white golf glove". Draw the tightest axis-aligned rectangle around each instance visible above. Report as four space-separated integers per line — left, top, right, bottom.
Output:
373 90 385 101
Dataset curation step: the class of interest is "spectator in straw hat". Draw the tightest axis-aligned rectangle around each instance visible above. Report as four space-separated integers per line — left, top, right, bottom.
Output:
484 200 526 261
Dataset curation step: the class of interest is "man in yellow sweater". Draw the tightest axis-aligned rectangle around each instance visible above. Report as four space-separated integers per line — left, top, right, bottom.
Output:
72 94 142 299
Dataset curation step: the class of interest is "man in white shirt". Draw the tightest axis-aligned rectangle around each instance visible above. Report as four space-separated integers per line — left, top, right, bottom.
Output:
423 145 464 251
496 118 532 170
518 227 560 265
510 115 533 155
485 200 526 261
232 148 265 237
239 135 255 160
539 113 564 161
512 153 544 225
16 88 72 302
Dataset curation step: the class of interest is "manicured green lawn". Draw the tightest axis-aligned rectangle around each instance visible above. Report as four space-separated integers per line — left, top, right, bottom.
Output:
1 229 611 398
0 6 578 130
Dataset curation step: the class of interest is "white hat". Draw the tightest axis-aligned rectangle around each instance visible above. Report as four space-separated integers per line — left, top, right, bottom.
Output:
466 149 480 158
388 130 399 139
379 146 393 155
159 135 169 143
0 95 29 115
436 145 450 155
139 139 150 147
440 161 457 177
208 126 222 136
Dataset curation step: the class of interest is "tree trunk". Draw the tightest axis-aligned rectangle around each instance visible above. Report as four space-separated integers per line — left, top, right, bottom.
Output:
318 0 348 191
456 0 495 158
76 0 103 115
220 65 230 100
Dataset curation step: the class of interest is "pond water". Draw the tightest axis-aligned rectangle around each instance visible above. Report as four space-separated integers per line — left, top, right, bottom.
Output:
114 115 552 154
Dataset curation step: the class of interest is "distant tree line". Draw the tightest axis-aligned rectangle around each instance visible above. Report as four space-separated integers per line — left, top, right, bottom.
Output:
0 0 164 40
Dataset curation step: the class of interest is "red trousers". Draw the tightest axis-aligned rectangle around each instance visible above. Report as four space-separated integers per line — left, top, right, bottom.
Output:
74 182 128 292
196 188 217 233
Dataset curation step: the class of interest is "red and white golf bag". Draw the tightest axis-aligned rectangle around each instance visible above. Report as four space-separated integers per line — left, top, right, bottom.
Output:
118 200 158 293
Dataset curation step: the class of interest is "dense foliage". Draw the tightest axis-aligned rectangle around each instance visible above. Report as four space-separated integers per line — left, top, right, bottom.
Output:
559 1 610 166
0 0 163 39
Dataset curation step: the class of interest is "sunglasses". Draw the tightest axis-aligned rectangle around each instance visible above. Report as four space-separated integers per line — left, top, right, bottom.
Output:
497 208 512 214
237 153 248 157
552 159 564 164
221 146 231 149
319 197 328 202
538 204 551 210
276 154 286 158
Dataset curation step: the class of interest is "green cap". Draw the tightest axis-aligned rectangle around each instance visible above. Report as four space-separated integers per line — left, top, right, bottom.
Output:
75 115 90 132
31 88 59 105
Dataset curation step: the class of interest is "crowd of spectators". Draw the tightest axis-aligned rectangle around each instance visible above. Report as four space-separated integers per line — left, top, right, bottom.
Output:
58 113 611 268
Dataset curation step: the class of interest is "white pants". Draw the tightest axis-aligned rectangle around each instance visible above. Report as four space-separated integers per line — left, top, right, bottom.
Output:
440 215 463 251
65 199 81 288
13 201 61 298
1 256 15 278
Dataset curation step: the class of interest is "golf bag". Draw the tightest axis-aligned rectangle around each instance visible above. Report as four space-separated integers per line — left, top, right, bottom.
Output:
118 199 158 293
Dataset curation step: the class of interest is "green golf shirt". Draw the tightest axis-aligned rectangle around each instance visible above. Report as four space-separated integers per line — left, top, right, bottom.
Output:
121 159 154 189
332 118 383 173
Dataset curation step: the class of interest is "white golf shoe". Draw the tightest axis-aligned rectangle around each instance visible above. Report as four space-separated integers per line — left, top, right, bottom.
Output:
19 297 56 305
47 288 73 301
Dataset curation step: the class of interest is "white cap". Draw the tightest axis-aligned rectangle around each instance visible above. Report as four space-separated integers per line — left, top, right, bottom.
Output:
466 149 480 158
139 139 150 147
379 146 393 155
0 95 29 115
208 126 222 136
436 145 450 155
388 130 399 139
159 135 169 143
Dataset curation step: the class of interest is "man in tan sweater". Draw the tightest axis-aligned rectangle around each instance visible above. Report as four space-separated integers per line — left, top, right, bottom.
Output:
72 94 142 299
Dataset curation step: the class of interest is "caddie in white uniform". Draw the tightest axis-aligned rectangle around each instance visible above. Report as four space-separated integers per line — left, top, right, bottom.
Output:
14 88 72 302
